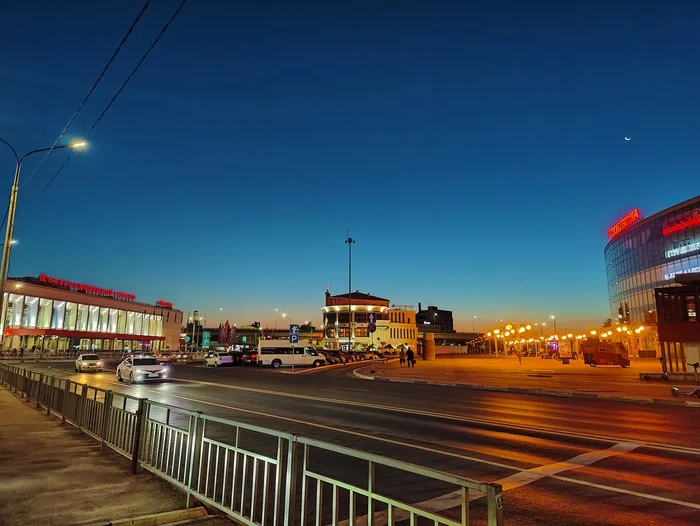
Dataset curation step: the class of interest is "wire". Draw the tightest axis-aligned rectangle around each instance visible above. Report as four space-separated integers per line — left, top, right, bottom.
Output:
19 0 152 190
19 0 188 218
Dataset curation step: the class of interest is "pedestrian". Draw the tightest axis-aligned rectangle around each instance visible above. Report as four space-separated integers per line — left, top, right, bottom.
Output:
517 349 522 365
399 349 406 367
406 347 415 368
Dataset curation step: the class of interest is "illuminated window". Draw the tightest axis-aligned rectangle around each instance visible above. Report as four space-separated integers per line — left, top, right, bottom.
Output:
127 311 135 334
5 294 24 328
109 308 118 333
88 306 99 331
99 307 109 332
22 297 38 328
64 303 77 330
134 312 143 335
77 304 89 331
51 301 65 329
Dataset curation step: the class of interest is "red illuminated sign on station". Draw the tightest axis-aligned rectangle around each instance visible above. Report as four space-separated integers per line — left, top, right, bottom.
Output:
607 208 642 239
662 215 700 237
38 273 136 301
156 300 173 308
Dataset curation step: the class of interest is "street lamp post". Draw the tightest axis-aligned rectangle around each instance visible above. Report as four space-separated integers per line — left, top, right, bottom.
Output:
345 236 355 353
0 138 86 346
282 313 296 372
472 315 476 333
550 315 557 333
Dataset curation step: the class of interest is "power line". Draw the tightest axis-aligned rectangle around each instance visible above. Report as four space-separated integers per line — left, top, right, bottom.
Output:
19 0 188 218
19 0 152 190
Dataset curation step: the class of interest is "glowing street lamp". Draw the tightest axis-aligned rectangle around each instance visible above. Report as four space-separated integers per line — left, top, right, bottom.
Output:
0 137 88 343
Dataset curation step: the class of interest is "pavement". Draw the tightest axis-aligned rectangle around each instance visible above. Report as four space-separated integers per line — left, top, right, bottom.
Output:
351 356 700 404
0 385 232 526
13 360 700 525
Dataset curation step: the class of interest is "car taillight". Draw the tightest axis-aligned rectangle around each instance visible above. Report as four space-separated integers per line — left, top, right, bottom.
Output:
251 354 258 359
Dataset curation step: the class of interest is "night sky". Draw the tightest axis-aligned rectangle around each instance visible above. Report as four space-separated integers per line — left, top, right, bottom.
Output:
1 1 698 331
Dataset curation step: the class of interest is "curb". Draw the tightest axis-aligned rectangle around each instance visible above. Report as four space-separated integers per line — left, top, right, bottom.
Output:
352 367 700 407
87 507 208 526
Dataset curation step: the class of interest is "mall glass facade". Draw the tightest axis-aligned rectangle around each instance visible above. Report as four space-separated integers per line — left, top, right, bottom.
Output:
604 196 700 340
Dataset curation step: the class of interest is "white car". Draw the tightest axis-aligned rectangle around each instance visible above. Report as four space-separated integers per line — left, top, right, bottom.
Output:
117 356 170 383
205 351 233 367
75 354 103 372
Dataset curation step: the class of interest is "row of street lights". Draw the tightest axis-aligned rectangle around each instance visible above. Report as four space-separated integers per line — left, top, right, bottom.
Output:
0 137 88 345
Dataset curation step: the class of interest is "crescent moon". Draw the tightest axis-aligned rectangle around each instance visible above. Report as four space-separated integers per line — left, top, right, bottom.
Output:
624 137 631 141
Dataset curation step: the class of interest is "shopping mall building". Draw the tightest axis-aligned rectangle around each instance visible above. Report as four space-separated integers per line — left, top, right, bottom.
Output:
604 195 700 353
321 290 418 351
1 273 183 353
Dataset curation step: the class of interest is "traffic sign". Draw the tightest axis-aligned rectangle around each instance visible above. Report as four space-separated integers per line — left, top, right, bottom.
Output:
184 336 191 343
289 324 300 344
202 331 211 348
368 323 376 333
368 313 377 324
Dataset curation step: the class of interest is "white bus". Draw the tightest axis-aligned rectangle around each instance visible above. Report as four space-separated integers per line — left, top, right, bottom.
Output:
257 340 326 369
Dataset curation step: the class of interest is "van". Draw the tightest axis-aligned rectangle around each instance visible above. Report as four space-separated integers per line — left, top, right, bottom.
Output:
257 340 326 369
581 341 631 368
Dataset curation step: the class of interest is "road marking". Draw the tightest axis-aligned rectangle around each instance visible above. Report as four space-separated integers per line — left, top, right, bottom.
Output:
164 376 700 457
41 363 700 456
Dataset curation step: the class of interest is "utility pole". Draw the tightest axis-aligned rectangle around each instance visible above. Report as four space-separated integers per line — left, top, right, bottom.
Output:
345 235 355 352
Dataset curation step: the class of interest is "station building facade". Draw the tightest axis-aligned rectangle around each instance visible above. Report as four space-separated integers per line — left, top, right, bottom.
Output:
1 274 183 353
604 195 700 353
321 290 418 351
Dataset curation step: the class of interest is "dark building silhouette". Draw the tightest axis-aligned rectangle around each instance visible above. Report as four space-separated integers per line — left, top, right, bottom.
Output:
416 303 454 333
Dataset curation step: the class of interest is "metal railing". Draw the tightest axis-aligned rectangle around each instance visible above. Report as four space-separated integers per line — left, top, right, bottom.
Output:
0 363 504 525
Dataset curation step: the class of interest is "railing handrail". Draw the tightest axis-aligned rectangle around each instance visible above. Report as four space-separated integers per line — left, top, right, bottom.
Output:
199 411 297 440
297 435 494 493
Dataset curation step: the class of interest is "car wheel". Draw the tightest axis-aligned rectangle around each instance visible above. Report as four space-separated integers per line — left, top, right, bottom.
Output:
313 360 323 368
130 372 136 383
214 361 219 367
590 360 597 367
620 363 628 368
271 359 282 369
117 370 123 382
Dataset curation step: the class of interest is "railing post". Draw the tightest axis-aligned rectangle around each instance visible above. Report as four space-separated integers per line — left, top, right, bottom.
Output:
76 384 88 432
36 373 44 407
131 398 147 474
61 381 71 424
186 412 204 508
47 376 56 415
100 390 113 451
284 434 299 526
486 484 504 526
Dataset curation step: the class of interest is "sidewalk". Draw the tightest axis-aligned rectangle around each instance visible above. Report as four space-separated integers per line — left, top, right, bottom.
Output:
0 387 229 526
353 357 700 406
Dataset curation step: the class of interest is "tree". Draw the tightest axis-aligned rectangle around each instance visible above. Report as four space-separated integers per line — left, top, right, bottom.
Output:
602 318 612 327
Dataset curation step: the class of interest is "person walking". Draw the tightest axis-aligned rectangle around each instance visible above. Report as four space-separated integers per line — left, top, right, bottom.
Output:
517 349 523 366
406 347 415 368
399 349 406 367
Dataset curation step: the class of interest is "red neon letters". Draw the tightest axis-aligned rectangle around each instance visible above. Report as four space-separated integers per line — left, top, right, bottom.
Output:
38 273 136 301
608 208 642 239
156 300 173 308
662 215 700 237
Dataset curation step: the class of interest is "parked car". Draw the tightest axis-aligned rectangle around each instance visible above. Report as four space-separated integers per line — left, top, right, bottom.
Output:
117 356 170 383
157 353 178 364
205 352 234 367
75 354 103 372
318 350 339 364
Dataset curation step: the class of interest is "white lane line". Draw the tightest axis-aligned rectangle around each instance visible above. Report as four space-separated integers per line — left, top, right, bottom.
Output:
167 377 700 456
338 441 700 526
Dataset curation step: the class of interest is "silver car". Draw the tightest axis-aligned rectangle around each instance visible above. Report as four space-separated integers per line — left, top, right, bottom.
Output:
75 354 103 372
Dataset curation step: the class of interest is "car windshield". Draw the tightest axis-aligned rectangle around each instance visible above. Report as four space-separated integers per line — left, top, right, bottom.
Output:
82 355 99 360
134 358 159 366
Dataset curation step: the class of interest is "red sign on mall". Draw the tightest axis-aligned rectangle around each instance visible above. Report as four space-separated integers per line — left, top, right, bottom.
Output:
156 300 173 308
38 273 136 301
607 208 642 239
662 215 700 237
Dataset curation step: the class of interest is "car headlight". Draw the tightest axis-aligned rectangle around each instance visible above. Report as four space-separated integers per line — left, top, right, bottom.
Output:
82 362 89 366
96 361 103 366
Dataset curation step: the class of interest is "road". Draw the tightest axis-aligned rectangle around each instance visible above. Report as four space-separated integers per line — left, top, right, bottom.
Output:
18 360 700 526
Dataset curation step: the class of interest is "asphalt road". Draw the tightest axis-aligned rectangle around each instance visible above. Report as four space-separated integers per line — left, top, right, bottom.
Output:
17 360 700 526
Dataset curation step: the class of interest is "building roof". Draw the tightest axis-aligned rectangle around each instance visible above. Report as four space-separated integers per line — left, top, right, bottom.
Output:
330 291 390 302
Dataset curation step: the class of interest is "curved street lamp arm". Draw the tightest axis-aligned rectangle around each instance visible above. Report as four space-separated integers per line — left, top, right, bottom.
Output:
0 138 19 164
19 144 70 165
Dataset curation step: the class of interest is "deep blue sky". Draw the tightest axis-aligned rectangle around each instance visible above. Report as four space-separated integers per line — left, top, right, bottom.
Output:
1 1 698 331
